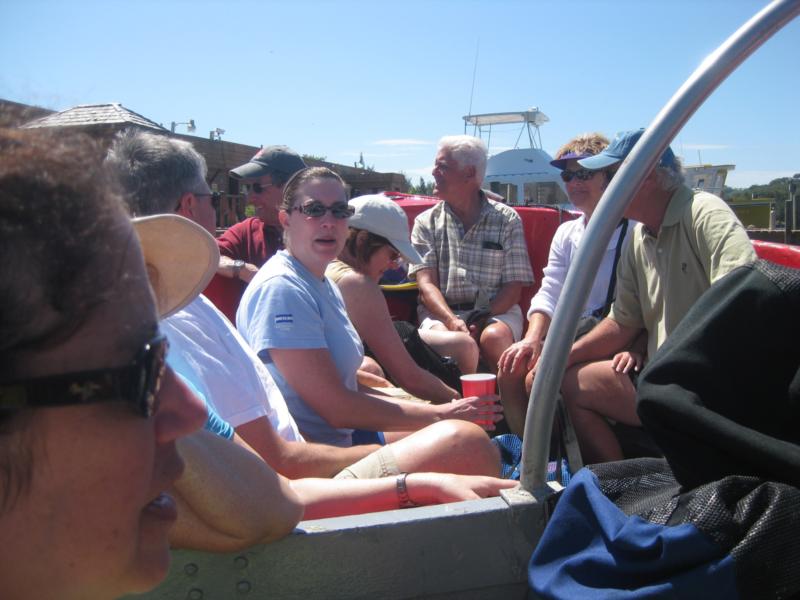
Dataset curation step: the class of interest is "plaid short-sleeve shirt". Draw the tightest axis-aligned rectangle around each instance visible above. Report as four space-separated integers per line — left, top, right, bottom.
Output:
409 194 534 306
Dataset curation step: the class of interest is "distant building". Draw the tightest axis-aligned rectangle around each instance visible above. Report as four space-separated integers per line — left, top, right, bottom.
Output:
682 162 774 230
683 163 735 198
0 99 54 126
4 99 408 227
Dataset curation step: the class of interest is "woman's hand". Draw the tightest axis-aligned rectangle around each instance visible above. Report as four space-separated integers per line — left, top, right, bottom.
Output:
611 350 644 374
442 394 504 431
405 473 518 505
498 338 542 375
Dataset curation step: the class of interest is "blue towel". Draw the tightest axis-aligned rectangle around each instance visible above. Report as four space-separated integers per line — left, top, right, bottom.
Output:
491 434 570 484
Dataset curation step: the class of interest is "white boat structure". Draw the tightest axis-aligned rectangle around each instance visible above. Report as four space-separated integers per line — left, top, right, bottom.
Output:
463 108 568 207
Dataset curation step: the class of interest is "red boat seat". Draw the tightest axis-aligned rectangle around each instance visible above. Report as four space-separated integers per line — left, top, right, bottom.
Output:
752 239 800 269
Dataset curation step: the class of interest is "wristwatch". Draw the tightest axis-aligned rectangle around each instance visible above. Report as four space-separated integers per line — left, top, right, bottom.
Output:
396 473 417 508
232 260 245 280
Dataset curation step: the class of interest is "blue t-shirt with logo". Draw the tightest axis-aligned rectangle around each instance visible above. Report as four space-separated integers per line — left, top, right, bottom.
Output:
236 250 363 447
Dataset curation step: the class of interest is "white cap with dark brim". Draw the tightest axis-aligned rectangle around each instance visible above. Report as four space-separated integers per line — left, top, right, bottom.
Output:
132 214 219 318
347 194 423 264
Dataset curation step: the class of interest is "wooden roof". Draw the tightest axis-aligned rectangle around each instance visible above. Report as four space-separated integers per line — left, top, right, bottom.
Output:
21 102 167 131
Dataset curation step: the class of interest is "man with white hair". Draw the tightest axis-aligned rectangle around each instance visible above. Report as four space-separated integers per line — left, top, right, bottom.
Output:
409 135 534 374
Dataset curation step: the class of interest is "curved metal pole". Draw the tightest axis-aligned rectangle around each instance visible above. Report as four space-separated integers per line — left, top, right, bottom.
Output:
520 0 800 491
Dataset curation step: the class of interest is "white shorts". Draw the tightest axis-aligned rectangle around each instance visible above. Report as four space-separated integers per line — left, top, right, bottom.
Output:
417 303 525 342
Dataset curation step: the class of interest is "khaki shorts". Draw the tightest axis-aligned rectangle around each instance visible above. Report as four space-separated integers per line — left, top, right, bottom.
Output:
333 445 401 479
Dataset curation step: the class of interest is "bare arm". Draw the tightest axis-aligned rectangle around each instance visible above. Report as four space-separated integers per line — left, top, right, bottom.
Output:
337 272 458 404
488 281 523 316
292 473 518 520
415 268 469 333
270 347 502 432
567 317 642 368
169 430 303 552
217 255 259 283
235 416 380 479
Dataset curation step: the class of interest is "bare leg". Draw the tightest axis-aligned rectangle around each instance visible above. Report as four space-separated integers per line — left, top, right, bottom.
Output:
497 366 531 437
390 420 501 476
479 321 514 375
561 359 639 464
382 430 413 443
419 327 480 374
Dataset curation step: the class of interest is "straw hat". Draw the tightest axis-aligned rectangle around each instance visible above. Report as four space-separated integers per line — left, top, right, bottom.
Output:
132 214 219 318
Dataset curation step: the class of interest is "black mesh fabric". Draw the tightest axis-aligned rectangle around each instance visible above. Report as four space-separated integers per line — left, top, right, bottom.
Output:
589 459 800 598
582 260 800 599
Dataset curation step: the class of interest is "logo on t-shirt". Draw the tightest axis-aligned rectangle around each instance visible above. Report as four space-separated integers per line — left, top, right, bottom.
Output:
274 313 293 330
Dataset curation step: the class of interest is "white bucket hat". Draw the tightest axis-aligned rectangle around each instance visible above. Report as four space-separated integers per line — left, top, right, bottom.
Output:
132 214 219 318
347 194 423 264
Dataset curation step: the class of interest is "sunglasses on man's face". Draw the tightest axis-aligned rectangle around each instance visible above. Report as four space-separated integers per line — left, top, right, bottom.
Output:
291 201 355 219
244 182 275 195
0 334 169 418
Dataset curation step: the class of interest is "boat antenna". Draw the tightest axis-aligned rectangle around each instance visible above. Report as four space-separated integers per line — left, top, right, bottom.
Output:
465 38 480 134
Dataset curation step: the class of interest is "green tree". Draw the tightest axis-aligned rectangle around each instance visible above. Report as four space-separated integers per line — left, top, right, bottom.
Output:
353 152 375 171
412 176 434 196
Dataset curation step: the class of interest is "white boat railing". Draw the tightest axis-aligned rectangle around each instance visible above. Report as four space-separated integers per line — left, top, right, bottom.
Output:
520 0 800 490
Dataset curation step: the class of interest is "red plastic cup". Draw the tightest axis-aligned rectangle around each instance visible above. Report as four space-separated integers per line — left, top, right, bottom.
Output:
460 373 497 398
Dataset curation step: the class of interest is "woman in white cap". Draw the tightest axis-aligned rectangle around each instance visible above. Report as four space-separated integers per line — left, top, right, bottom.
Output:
326 194 463 404
237 167 504 453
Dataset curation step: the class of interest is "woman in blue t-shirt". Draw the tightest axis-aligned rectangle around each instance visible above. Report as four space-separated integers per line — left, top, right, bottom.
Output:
237 167 503 448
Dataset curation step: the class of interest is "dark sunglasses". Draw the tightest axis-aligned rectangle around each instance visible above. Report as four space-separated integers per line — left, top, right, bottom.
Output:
244 182 274 195
0 334 169 418
560 168 615 183
291 201 355 219
194 191 222 210
560 169 598 183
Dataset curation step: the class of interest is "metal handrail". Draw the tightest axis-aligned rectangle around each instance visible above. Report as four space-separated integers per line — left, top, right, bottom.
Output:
520 0 800 491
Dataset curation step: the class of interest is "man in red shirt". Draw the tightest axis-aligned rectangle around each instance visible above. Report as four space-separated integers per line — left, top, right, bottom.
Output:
205 146 306 320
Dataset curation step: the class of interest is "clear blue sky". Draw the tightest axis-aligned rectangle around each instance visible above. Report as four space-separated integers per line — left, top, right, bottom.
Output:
2 0 797 188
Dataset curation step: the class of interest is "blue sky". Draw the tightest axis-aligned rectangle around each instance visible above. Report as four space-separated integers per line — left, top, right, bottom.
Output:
1 0 797 188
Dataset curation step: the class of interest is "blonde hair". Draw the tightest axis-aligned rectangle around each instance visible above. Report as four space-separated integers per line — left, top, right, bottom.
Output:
553 132 609 161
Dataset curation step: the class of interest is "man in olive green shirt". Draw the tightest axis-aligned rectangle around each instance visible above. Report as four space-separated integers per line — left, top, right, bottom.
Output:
560 129 756 464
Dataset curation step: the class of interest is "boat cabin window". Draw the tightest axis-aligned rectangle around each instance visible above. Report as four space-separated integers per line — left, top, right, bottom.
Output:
524 181 568 206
